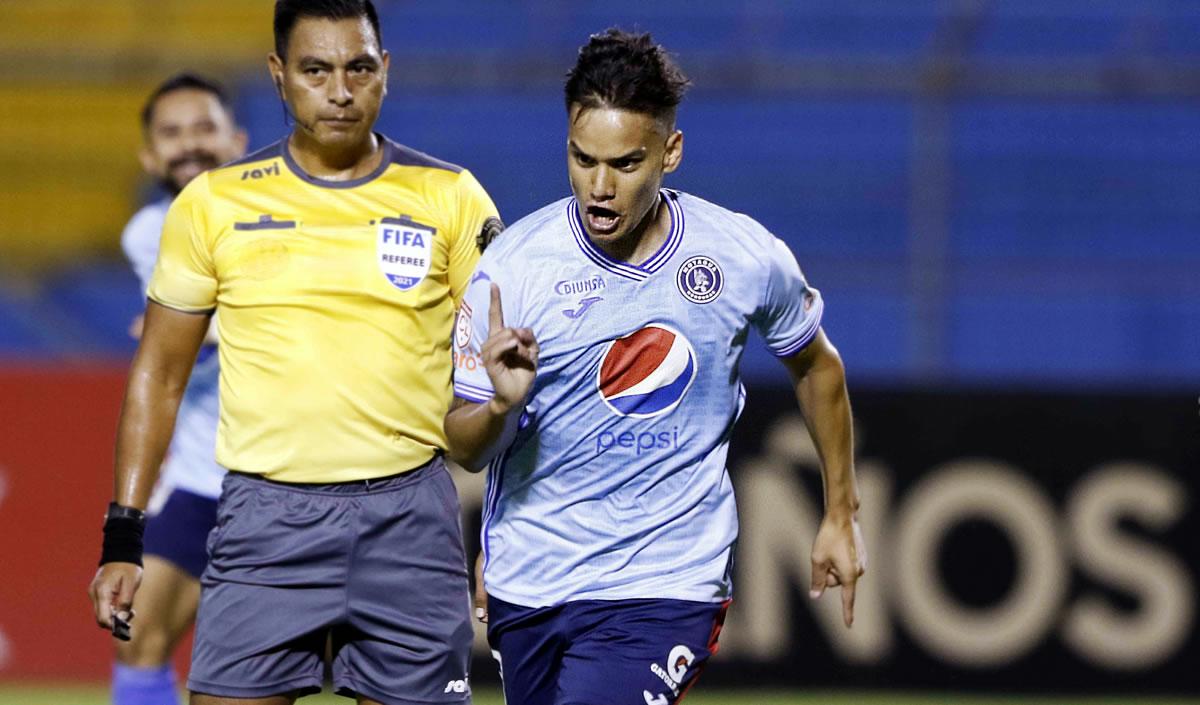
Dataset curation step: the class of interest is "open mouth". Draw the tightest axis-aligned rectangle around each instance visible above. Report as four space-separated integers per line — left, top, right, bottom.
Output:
586 205 621 234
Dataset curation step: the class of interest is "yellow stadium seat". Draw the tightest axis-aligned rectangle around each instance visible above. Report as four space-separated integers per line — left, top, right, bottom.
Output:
0 0 270 269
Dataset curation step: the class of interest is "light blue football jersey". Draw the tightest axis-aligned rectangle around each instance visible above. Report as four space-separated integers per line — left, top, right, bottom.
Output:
121 199 225 500
453 190 823 607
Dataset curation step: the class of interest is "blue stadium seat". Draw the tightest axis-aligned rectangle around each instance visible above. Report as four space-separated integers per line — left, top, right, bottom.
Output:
951 102 1200 261
12 2 1197 385
374 1 942 58
973 2 1200 58
0 291 55 355
41 261 142 357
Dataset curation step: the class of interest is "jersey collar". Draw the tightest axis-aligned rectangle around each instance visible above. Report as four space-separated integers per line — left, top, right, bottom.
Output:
567 189 685 282
281 134 394 189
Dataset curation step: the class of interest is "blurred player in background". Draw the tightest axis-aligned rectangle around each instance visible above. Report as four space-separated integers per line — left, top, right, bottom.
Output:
446 29 865 704
114 72 247 705
89 0 500 703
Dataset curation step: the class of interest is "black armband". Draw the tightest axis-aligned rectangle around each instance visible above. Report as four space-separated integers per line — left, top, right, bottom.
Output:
99 502 147 567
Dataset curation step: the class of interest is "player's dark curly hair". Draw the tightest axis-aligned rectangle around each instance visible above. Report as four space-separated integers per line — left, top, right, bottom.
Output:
140 73 233 130
564 29 691 124
274 0 382 60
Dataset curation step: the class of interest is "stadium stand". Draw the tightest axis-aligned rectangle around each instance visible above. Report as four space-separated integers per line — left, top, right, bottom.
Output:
0 1 1196 383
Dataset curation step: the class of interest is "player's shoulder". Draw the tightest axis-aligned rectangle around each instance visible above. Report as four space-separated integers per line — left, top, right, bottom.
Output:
120 198 171 256
479 196 572 265
675 190 793 267
674 190 774 244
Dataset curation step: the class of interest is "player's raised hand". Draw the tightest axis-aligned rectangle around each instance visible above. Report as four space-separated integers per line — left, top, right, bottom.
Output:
809 513 867 628
482 283 538 413
88 562 142 635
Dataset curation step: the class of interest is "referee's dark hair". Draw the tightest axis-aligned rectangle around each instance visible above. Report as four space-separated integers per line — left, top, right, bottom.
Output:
564 28 691 127
274 0 382 61
140 73 233 131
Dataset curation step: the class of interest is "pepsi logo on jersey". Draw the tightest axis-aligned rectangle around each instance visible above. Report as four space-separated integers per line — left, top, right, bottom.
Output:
594 427 682 456
597 325 697 418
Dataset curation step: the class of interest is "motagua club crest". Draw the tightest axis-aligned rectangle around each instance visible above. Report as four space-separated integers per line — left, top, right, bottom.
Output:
676 255 723 304
377 216 434 291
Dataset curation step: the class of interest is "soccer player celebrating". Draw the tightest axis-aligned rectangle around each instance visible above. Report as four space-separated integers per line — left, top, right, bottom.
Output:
88 2 500 703
445 29 865 704
113 72 247 705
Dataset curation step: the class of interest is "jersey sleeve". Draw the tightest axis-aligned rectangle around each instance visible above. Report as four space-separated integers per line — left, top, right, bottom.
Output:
147 176 218 313
451 263 499 403
119 206 163 295
446 169 502 306
753 235 825 356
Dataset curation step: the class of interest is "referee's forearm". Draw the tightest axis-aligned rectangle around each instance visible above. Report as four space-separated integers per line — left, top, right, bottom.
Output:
111 354 188 508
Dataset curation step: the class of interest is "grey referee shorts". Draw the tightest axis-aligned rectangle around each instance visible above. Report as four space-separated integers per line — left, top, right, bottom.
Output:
187 456 474 704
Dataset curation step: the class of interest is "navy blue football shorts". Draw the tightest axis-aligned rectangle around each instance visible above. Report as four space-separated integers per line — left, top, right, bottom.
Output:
487 594 730 705
187 456 474 705
143 486 218 579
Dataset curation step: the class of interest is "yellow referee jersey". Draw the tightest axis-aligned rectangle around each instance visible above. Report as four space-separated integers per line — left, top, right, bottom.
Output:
147 136 500 483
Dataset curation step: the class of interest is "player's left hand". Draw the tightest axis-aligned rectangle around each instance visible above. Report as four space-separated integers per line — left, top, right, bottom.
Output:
482 283 539 413
809 512 866 628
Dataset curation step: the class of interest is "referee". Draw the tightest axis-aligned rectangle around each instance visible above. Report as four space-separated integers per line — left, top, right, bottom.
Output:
88 2 501 704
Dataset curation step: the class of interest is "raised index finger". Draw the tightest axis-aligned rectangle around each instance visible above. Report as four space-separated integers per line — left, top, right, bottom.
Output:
841 574 857 628
488 283 505 334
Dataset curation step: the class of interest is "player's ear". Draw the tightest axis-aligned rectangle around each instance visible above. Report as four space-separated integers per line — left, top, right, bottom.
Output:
662 129 684 175
232 128 250 158
380 50 390 97
137 143 159 177
267 53 286 99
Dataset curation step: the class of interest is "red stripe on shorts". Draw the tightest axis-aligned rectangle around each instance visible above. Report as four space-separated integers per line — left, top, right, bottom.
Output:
676 599 732 703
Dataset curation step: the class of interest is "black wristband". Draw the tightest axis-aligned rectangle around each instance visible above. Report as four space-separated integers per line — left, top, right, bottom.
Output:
99 502 147 567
